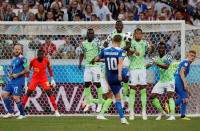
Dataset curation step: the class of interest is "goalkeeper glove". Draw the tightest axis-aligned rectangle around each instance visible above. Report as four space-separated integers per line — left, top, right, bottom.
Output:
51 77 56 87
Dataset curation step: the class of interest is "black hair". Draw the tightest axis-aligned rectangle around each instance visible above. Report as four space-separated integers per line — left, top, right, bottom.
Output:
134 28 142 33
37 49 44 54
158 42 166 48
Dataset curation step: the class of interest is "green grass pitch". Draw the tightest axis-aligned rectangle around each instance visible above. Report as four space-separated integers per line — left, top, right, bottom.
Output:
0 116 200 131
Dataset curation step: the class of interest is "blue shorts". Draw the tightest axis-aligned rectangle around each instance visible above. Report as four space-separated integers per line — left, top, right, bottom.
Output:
107 68 128 95
3 82 24 96
175 81 189 98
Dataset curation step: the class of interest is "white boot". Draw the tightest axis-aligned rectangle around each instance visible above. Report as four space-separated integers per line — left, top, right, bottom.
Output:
121 118 129 125
97 115 108 120
55 110 60 117
2 113 14 119
156 111 166 120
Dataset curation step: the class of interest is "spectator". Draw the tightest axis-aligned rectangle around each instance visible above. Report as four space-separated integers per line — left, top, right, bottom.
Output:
51 2 64 20
0 35 10 59
161 7 171 20
50 0 62 8
15 0 24 9
174 11 184 20
2 3 13 21
56 15 64 21
39 0 54 11
133 0 147 20
18 4 30 21
29 12 36 21
154 0 171 17
0 1 7 20
145 8 156 20
57 36 75 59
83 4 93 21
126 12 134 21
107 0 118 20
40 37 57 59
189 0 200 8
74 13 81 21
35 4 47 21
94 0 111 21
139 12 146 20
67 0 83 21
124 0 134 12
91 13 97 21
145 0 154 10
116 2 127 20
46 11 55 21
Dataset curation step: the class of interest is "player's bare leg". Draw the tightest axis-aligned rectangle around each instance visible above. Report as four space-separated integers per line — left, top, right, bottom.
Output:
166 91 175 120
129 85 136 120
45 89 60 117
1 91 14 118
140 85 147 120
94 82 103 113
150 93 166 120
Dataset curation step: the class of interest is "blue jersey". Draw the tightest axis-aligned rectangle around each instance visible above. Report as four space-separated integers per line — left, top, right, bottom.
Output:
98 47 126 95
98 47 125 78
174 59 191 84
10 55 28 84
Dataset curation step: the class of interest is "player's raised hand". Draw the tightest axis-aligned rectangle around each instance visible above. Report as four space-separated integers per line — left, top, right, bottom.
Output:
78 64 82 70
51 77 56 87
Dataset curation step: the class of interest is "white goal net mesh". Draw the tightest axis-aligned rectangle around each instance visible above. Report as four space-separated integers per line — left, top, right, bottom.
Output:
0 21 199 116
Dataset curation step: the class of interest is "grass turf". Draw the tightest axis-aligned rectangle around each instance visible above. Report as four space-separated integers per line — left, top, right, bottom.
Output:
0 116 200 131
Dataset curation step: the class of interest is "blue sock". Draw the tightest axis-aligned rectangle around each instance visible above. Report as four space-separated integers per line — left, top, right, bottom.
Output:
175 98 183 106
16 101 25 116
181 103 187 117
115 100 124 118
4 98 13 114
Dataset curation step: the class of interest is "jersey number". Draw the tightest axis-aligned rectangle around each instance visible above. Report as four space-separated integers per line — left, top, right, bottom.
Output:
107 58 117 70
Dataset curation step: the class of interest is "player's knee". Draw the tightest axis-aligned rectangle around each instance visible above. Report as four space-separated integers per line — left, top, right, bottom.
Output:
13 96 20 102
185 98 189 104
45 89 52 97
26 90 33 97
84 82 91 88
167 92 174 98
94 82 101 88
150 93 157 99
106 91 112 99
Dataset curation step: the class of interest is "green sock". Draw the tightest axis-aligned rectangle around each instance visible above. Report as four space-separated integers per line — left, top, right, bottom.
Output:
84 87 91 104
99 98 112 115
169 98 175 115
140 88 147 110
90 99 106 104
97 87 103 104
122 82 129 101
152 98 163 112
129 89 136 110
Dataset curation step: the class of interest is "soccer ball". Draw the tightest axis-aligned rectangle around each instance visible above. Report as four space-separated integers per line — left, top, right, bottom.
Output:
123 32 133 42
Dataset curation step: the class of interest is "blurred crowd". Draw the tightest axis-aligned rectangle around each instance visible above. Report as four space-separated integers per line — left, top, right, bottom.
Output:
0 0 200 26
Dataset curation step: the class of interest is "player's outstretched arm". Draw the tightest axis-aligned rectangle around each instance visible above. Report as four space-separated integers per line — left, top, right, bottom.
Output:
146 63 154 69
180 67 188 90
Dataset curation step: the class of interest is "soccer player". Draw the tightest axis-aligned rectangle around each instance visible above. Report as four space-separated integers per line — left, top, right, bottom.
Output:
127 28 154 120
78 28 103 112
174 50 196 120
22 49 60 116
92 35 129 124
105 20 130 108
1 44 29 119
146 42 175 120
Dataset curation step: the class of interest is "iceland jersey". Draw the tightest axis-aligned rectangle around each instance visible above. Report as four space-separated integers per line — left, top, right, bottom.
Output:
98 47 127 94
174 59 191 85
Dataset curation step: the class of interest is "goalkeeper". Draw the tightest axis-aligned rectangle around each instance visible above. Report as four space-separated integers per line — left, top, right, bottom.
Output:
22 49 60 116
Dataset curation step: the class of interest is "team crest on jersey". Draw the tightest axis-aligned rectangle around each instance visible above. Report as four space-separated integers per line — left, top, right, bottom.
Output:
43 65 46 68
184 63 188 67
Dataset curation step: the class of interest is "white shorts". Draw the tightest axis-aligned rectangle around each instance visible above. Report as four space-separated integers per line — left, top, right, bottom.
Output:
100 77 109 94
151 81 175 94
84 66 101 82
129 69 147 86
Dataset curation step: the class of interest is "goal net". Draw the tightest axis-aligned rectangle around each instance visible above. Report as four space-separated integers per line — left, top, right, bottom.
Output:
0 21 199 116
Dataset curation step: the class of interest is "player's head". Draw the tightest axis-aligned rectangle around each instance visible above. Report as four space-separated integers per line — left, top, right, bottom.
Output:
115 20 123 33
13 44 23 57
134 28 142 42
158 42 166 56
187 50 196 62
87 28 94 41
112 35 122 46
37 49 44 61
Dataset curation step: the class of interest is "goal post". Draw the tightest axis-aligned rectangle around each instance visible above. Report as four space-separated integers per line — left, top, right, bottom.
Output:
0 20 199 116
